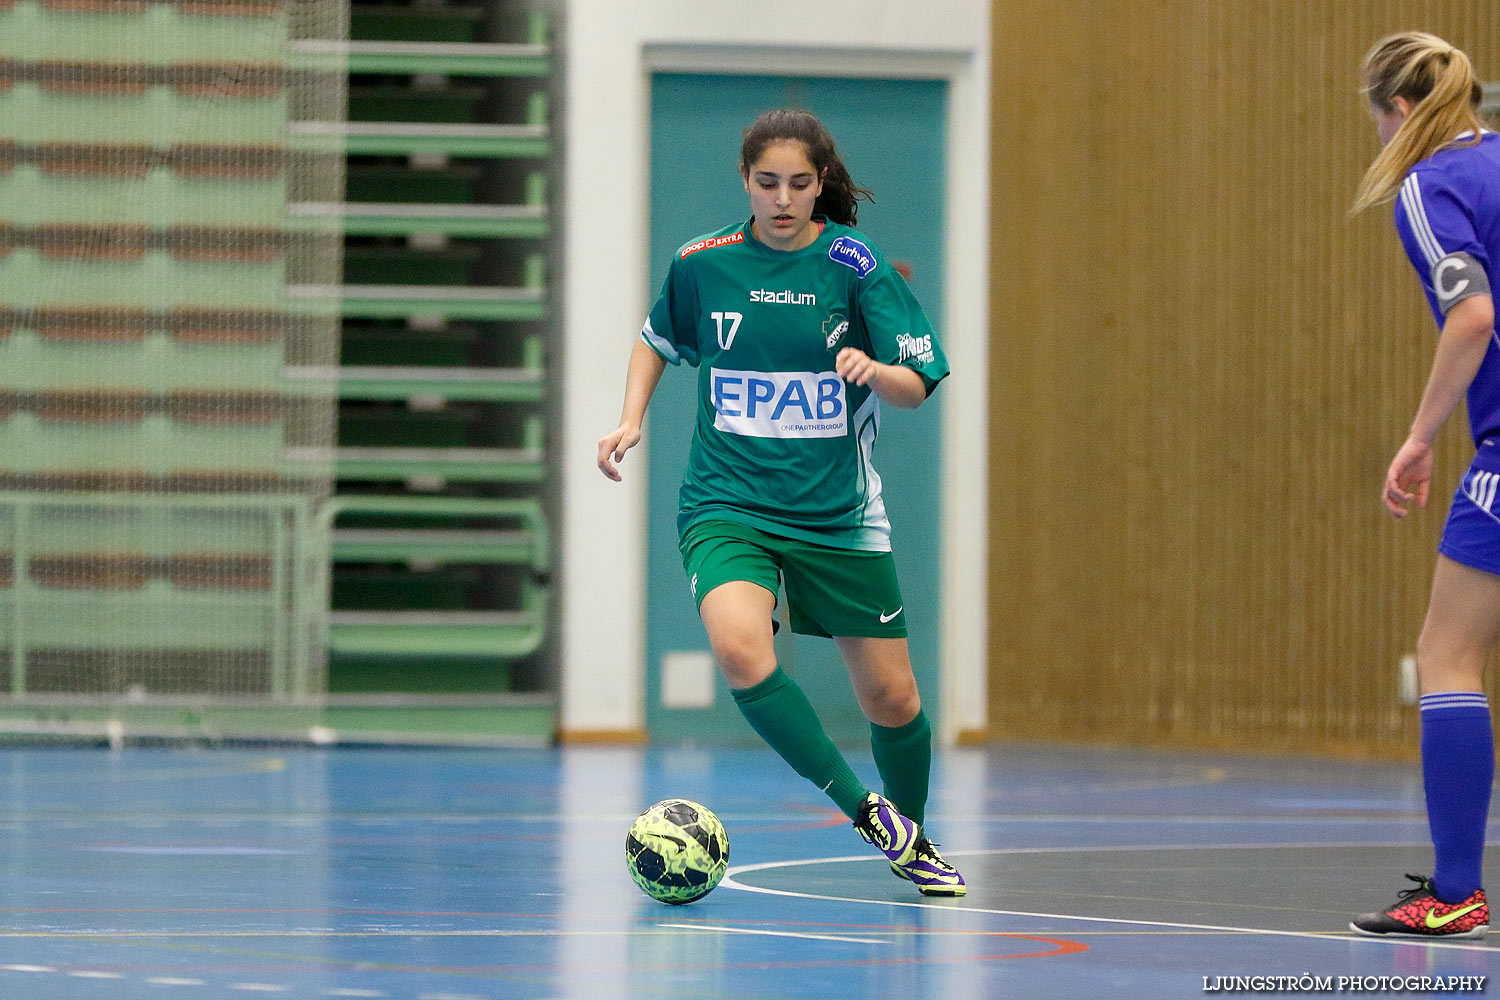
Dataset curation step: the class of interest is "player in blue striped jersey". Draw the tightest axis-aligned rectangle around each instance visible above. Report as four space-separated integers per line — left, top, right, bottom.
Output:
1350 32 1497 939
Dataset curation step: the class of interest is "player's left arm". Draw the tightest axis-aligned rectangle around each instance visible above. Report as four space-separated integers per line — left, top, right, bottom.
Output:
847 262 950 409
1385 173 1496 517
835 348 928 408
1385 293 1494 517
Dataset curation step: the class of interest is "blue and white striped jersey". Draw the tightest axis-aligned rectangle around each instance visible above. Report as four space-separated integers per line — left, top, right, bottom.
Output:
1393 129 1500 444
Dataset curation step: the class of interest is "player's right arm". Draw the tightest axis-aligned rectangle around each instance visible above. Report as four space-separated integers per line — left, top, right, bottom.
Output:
597 338 668 482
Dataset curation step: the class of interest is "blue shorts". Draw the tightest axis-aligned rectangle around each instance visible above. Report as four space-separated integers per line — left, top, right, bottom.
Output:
1439 440 1500 578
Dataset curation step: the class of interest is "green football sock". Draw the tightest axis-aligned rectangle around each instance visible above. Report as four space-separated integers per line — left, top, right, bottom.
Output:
870 708 931 827
730 667 868 818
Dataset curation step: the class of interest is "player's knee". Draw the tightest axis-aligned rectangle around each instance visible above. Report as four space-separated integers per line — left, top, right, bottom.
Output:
709 629 773 685
1415 628 1488 686
864 677 920 727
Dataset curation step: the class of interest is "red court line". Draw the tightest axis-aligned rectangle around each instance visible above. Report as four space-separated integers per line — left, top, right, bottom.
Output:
460 934 1088 975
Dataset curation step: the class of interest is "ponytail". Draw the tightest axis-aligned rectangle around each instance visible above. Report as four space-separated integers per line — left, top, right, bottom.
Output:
1352 31 1485 214
740 109 874 226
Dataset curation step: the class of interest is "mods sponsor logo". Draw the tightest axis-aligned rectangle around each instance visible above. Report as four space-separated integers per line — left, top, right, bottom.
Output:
896 332 934 365
822 312 849 350
829 236 876 277
710 368 847 438
750 289 817 305
680 232 745 258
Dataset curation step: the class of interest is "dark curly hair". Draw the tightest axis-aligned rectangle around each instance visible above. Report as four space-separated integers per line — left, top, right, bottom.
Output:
740 109 874 226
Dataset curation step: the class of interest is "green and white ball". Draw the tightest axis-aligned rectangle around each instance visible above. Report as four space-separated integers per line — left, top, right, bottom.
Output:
625 798 729 904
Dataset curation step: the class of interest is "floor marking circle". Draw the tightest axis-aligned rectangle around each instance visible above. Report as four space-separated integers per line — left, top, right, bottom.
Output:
721 841 1498 953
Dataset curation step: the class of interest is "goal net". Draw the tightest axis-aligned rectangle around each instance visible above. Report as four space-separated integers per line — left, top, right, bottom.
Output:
0 0 345 738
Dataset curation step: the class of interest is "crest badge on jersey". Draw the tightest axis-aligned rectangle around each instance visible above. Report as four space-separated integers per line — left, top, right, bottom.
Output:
822 312 849 351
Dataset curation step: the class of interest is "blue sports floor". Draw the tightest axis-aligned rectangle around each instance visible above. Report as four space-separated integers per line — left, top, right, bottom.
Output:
0 743 1494 999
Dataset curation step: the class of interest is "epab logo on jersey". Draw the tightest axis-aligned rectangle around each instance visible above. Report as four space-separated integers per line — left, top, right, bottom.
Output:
710 368 847 438
829 236 877 278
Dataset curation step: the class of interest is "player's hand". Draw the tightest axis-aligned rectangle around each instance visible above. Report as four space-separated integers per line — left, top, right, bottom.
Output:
835 347 882 387
597 423 641 482
1383 436 1433 519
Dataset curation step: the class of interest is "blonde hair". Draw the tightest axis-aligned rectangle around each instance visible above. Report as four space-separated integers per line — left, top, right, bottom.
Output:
1351 31 1485 214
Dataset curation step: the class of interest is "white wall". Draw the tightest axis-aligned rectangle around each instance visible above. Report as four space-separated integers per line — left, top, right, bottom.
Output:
558 0 991 742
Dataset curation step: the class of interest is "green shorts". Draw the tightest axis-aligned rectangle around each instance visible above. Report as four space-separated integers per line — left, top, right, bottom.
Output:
678 519 907 638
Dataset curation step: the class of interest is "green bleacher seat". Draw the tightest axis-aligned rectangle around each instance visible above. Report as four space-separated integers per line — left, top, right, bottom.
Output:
338 406 473 448
336 41 548 78
320 494 546 665
337 320 478 366
287 364 544 403
293 121 548 159
327 604 545 659
315 446 544 483
343 243 483 285
291 202 547 240
332 565 478 610
350 4 488 43
321 495 546 568
332 527 536 564
348 83 488 124
345 161 484 203
294 283 546 322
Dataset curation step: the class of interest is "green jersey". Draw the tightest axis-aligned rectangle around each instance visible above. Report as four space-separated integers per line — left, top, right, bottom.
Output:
641 217 949 551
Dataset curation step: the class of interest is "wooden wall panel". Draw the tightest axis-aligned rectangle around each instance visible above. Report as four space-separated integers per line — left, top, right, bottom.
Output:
988 2 1500 753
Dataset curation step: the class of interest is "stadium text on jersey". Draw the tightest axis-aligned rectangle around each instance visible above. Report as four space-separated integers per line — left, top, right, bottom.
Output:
750 289 817 304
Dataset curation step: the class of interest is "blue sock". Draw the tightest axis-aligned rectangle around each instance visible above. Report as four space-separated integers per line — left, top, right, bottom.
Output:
1420 692 1494 903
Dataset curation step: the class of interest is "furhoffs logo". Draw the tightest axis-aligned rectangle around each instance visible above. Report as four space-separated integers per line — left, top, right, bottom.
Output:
829 236 876 277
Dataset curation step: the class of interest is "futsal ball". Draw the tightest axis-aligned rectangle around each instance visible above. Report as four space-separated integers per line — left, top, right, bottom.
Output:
625 798 729 904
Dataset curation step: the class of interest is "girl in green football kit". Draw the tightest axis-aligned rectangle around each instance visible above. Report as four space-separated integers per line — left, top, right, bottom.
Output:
597 108 964 896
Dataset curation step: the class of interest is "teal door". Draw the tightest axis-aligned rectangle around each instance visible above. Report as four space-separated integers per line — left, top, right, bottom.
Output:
644 73 947 743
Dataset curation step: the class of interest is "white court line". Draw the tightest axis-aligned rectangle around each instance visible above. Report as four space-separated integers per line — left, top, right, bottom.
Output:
720 842 1498 954
658 922 887 945
4 810 1449 827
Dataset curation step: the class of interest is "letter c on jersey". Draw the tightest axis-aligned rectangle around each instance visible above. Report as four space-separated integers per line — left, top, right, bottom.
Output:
1436 256 1471 301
